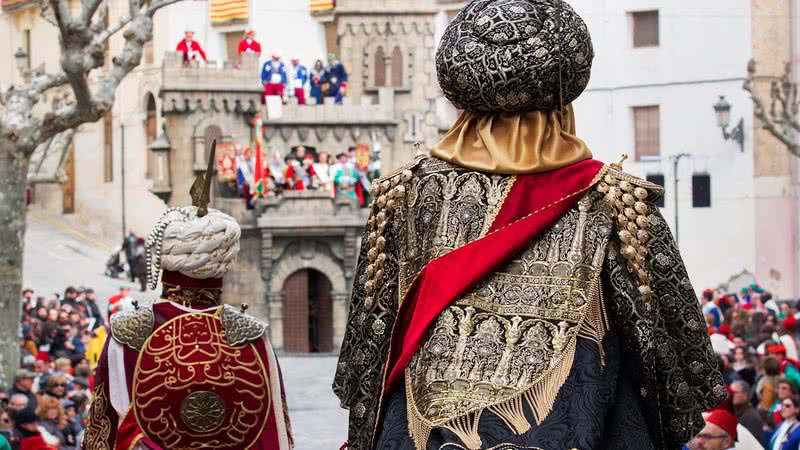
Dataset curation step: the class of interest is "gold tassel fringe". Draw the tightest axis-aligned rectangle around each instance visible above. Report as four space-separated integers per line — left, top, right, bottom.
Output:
523 335 578 425
405 275 608 449
488 396 531 434
443 410 483 450
577 277 609 368
406 374 433 450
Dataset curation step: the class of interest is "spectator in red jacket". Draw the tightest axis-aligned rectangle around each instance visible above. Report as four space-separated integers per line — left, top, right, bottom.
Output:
175 30 207 63
237 30 261 56
8 408 51 450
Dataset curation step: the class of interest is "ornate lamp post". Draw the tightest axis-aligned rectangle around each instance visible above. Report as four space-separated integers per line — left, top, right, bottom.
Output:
149 125 173 202
713 95 745 152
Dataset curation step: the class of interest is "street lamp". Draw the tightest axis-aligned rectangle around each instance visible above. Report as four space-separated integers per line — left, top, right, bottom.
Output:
713 95 745 152
14 47 28 72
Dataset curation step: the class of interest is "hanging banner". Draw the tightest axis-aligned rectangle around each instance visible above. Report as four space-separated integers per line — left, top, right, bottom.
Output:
310 0 335 12
216 141 238 182
210 0 249 25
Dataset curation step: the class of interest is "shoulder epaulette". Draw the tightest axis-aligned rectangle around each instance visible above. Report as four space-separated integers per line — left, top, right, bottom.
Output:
110 307 155 351
220 305 268 346
595 163 661 303
370 144 427 193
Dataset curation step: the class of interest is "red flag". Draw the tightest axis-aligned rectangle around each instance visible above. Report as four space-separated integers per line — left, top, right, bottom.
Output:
252 114 268 199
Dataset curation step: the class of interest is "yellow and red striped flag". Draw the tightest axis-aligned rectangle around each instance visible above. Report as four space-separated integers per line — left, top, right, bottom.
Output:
210 0 248 24
310 0 335 12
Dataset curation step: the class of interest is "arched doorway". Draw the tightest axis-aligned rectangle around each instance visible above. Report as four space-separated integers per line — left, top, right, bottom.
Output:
283 269 333 353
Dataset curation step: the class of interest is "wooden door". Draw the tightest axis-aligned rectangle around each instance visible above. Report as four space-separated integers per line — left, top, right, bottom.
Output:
309 271 333 353
283 270 310 353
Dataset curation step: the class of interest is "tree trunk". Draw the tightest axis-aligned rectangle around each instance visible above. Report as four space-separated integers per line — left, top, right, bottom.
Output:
0 139 29 388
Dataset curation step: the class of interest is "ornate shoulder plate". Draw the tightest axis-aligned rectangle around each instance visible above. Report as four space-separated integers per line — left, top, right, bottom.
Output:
596 167 663 303
110 307 155 351
220 305 268 346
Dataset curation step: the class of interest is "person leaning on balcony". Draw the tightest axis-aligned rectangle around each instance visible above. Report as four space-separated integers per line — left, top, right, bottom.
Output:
175 30 207 64
237 29 262 56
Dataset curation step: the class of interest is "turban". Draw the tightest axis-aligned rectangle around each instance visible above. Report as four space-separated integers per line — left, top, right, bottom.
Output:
146 207 241 288
436 0 593 113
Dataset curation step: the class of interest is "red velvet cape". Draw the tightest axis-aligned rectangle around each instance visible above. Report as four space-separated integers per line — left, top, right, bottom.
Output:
384 159 605 390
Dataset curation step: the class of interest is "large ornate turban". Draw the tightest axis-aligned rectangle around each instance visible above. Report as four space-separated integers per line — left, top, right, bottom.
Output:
436 0 593 113
146 207 241 288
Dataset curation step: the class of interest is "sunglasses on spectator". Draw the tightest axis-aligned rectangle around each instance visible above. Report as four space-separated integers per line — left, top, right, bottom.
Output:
695 433 726 441
784 402 795 408
54 383 67 388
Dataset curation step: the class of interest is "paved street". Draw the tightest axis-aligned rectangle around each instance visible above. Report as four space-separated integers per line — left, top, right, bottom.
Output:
23 210 348 449
281 356 349 449
23 210 155 308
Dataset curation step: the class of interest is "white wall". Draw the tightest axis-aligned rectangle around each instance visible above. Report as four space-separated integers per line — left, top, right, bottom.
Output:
162 1 327 69
571 0 756 292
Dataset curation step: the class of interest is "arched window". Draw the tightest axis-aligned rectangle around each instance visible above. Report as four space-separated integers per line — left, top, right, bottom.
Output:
391 46 404 87
374 46 386 87
145 94 157 178
203 125 223 163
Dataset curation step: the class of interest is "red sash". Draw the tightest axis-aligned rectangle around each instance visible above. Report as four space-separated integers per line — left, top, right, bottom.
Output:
384 159 604 390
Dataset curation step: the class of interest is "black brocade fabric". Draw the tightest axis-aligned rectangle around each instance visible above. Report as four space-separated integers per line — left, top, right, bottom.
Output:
376 335 655 450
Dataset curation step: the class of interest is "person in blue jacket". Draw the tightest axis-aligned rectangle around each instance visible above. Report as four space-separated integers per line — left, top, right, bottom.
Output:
261 52 287 104
288 56 308 104
767 397 800 450
324 53 348 104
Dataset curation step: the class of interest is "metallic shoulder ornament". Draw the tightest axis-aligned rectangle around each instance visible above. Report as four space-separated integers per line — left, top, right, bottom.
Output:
595 155 665 303
145 141 217 289
220 305 269 346
110 307 155 351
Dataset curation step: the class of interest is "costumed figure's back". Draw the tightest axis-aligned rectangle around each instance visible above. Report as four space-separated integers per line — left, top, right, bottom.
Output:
333 1 727 449
83 147 293 450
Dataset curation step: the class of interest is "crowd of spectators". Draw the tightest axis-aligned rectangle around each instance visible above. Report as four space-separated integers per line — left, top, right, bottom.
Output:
686 284 800 449
0 286 119 450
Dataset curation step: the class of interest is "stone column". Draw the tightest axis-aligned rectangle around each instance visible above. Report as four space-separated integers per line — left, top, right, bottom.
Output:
332 291 349 351
268 291 285 351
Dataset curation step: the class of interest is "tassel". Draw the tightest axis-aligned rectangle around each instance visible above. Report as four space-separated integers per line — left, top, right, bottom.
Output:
488 396 531 434
524 335 578 425
577 276 609 368
406 375 433 450
443 410 483 450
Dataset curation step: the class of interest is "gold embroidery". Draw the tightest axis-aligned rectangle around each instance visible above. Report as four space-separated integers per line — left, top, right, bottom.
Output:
132 312 270 449
84 382 112 450
405 191 613 450
110 307 155 351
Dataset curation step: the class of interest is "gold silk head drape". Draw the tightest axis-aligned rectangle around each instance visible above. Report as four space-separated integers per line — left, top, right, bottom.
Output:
432 105 592 175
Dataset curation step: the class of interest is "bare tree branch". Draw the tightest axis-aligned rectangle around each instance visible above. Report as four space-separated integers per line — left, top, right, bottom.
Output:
745 59 800 158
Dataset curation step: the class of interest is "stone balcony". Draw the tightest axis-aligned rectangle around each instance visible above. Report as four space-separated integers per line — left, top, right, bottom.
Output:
257 191 368 234
161 52 262 114
266 88 396 126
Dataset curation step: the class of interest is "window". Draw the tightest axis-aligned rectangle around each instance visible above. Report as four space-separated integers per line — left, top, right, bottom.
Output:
646 174 665 208
692 174 711 208
632 10 659 47
203 125 223 163
374 47 386 87
633 106 660 161
391 46 404 87
22 29 31 69
103 112 113 183
145 94 157 179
